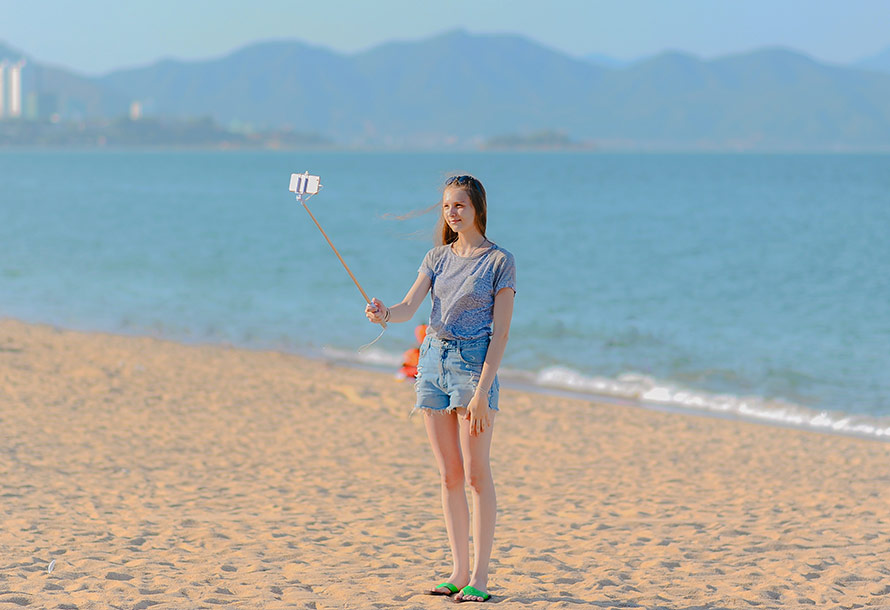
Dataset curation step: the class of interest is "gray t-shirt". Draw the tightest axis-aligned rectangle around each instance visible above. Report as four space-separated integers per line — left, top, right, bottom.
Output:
418 243 517 340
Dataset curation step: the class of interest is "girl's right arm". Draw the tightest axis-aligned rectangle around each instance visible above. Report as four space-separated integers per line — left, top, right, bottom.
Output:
365 272 431 324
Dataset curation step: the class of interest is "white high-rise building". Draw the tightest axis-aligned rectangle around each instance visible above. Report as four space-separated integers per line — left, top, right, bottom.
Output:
0 61 7 118
9 60 25 118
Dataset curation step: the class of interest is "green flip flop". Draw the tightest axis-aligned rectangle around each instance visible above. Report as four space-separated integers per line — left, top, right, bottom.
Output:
453 585 491 603
426 582 460 596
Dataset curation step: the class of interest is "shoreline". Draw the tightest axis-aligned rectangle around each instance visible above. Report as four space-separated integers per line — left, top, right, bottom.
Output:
2 318 889 608
333 355 890 444
5 315 889 444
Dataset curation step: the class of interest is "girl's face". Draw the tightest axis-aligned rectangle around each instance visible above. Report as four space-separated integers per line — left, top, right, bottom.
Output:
442 187 477 234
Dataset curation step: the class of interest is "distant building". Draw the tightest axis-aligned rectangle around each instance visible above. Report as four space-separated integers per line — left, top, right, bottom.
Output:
9 60 25 118
0 59 26 120
129 101 143 120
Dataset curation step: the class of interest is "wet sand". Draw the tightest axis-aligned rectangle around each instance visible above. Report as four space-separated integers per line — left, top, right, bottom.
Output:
1 319 888 609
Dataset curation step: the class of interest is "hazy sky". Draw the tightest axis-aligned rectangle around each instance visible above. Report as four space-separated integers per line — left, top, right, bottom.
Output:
1 0 888 74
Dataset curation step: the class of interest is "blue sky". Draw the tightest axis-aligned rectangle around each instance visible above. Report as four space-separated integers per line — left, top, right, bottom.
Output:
1 0 888 74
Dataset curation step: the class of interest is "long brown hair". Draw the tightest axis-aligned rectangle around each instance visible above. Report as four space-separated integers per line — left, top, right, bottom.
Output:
438 175 487 245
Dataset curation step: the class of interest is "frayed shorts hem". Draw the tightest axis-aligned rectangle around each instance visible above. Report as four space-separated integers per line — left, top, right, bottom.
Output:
409 404 500 418
410 405 460 418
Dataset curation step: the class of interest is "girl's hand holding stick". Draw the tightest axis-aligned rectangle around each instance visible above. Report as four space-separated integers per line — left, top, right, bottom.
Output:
365 298 390 324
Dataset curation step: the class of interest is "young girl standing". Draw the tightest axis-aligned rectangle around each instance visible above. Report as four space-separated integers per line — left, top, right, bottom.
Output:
365 174 516 603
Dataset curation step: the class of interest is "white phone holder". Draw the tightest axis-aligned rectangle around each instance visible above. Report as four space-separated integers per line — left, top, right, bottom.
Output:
289 172 322 201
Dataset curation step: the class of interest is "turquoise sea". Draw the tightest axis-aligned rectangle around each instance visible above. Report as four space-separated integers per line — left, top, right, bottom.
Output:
2 150 889 438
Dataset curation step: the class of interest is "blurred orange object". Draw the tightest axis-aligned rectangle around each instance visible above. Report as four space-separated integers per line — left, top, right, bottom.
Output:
403 348 420 367
396 324 428 380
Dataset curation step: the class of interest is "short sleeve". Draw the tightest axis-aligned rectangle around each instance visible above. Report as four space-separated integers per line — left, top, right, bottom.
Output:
418 248 436 279
493 252 516 294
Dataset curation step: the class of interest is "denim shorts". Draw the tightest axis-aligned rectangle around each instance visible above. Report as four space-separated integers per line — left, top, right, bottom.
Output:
413 335 499 415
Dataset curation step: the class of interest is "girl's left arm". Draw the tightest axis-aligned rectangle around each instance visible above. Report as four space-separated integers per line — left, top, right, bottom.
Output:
466 287 515 434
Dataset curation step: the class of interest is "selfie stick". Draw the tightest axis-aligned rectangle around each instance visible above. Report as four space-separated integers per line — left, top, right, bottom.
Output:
289 172 386 331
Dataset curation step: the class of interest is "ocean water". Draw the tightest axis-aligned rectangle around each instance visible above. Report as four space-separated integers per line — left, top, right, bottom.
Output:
2 150 889 438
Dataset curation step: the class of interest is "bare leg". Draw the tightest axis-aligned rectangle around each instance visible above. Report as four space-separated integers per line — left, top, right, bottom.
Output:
424 411 470 591
457 410 496 600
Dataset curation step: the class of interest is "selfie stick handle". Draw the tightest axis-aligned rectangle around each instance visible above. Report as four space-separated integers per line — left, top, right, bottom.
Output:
300 200 386 329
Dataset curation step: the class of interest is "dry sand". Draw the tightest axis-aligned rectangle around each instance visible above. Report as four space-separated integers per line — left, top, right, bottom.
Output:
1 318 889 610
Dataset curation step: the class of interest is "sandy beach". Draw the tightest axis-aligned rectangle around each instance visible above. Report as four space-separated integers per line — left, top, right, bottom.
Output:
1 318 888 610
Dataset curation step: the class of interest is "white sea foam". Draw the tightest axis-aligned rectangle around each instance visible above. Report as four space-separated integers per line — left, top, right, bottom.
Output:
319 347 890 440
533 366 890 440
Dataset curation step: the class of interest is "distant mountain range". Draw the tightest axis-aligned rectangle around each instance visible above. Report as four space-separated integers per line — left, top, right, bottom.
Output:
3 32 890 150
